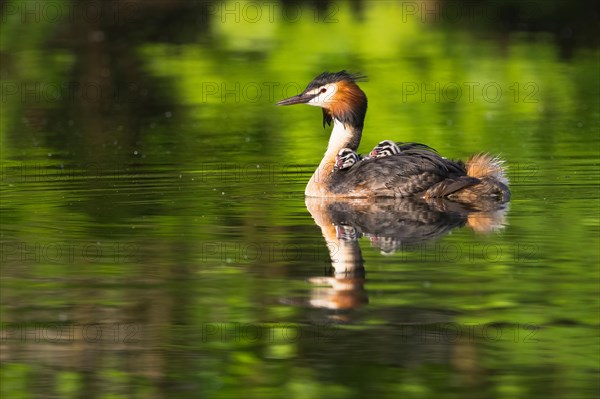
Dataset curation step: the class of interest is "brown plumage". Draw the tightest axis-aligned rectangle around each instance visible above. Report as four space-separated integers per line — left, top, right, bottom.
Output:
277 71 510 202
424 154 510 202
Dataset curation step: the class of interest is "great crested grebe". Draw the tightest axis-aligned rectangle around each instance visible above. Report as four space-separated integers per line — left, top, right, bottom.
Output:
335 148 361 170
277 71 510 201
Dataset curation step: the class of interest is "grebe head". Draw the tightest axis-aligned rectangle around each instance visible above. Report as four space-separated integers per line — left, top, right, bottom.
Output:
277 71 368 129
370 140 401 158
335 148 361 171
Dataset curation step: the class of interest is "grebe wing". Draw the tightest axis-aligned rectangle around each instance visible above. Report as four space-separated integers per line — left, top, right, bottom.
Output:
424 176 481 198
330 152 469 197
396 142 439 153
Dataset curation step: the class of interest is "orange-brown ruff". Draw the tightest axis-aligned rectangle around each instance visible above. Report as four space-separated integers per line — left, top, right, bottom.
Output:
276 71 510 202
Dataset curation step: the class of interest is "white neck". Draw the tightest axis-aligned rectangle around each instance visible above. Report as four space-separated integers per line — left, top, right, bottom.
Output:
305 118 363 197
324 119 360 159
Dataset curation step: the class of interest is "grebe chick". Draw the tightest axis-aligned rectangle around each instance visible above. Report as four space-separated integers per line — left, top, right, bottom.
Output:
335 148 361 171
370 140 401 157
370 140 437 158
276 71 510 201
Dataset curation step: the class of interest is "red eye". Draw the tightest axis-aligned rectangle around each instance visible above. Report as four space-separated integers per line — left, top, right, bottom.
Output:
320 88 327 94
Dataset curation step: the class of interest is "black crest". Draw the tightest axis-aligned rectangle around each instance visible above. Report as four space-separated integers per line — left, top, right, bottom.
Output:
305 70 368 92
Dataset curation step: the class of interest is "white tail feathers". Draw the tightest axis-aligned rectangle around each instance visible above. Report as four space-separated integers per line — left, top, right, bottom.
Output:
466 153 509 185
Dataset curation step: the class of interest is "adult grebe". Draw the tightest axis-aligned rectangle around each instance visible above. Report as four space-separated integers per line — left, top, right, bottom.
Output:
277 71 510 201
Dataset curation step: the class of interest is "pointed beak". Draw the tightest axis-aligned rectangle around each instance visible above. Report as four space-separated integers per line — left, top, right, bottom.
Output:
276 92 316 106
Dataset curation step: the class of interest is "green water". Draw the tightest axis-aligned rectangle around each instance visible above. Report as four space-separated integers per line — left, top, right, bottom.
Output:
1 1 599 398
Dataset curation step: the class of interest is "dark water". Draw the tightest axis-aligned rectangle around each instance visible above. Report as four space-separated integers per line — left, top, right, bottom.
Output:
1 1 599 398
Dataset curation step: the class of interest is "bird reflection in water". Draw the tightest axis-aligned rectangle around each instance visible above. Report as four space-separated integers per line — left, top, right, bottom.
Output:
297 196 509 320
